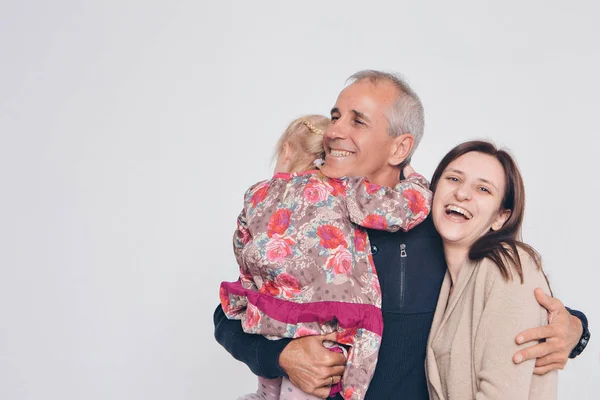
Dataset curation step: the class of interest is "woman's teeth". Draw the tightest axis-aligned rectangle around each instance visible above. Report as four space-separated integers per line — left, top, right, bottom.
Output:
445 205 473 220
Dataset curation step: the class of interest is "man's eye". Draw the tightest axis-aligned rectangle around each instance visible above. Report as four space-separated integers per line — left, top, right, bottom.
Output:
331 116 339 122
354 119 364 125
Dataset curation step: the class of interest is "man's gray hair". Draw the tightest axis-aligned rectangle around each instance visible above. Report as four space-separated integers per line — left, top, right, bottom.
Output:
348 70 425 160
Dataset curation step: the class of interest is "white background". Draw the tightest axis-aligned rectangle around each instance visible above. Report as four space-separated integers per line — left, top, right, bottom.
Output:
1 0 599 399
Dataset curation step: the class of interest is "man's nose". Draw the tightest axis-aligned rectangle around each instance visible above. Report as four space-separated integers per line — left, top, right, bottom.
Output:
325 125 348 140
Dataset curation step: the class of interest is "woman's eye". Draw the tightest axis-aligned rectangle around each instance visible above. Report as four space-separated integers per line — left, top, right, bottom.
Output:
354 119 364 125
330 116 339 122
446 176 459 182
479 187 490 193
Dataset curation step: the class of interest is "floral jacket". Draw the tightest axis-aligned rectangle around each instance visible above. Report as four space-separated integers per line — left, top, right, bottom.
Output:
220 170 431 400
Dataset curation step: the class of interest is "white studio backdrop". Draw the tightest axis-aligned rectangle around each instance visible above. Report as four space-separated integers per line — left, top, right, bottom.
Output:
0 0 598 399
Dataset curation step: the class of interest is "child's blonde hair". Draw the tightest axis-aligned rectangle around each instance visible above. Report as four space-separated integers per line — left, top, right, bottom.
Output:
274 115 329 172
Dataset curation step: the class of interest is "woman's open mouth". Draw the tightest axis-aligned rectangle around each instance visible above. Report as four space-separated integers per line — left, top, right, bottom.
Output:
444 205 473 220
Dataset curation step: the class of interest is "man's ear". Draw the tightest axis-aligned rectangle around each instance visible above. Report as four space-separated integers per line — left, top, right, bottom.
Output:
491 209 511 231
389 133 415 166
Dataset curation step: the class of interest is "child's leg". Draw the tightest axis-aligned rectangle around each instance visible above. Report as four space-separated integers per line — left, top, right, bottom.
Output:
279 377 324 400
237 377 282 400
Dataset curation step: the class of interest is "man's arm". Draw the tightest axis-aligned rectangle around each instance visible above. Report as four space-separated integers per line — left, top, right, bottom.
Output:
513 288 590 374
214 304 346 398
213 304 290 379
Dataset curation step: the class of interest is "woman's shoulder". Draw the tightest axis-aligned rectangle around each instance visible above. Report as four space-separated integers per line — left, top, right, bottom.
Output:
477 245 550 294
474 246 550 328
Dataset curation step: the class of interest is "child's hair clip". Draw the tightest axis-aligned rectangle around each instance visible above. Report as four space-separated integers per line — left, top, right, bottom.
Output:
302 120 324 136
313 158 325 168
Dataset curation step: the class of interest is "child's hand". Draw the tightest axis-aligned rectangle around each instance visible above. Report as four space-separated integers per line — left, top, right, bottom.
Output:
403 164 416 178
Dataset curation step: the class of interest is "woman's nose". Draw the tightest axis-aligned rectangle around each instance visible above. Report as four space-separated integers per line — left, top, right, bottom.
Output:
455 184 472 201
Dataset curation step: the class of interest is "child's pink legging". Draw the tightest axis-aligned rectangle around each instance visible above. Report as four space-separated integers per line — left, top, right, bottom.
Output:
237 377 323 400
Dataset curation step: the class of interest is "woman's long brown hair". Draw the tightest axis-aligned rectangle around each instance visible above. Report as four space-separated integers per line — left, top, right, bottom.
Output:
430 140 544 284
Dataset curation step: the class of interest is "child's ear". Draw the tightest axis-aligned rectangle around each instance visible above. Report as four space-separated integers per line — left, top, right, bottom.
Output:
389 134 415 166
274 141 296 174
282 142 292 161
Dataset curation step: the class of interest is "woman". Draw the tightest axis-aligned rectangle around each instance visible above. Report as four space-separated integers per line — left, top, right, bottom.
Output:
426 140 557 399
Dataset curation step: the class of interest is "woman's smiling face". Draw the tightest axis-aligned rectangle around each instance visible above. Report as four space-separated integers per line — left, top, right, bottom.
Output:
432 151 511 250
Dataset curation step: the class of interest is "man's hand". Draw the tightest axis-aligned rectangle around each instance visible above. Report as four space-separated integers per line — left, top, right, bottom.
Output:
278 332 346 399
513 288 583 374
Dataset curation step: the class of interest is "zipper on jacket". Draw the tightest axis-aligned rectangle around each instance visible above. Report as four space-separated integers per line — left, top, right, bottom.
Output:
399 243 407 308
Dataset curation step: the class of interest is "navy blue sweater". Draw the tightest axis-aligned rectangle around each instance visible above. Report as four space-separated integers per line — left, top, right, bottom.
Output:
214 216 588 399
214 216 447 399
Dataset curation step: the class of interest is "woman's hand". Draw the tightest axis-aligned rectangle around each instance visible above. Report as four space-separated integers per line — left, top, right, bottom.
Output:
513 288 583 374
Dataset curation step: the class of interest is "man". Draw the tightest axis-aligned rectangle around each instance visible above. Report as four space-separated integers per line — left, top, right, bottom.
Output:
214 70 590 399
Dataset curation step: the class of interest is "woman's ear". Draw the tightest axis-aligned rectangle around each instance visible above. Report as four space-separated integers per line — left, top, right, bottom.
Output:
491 209 511 231
389 133 415 166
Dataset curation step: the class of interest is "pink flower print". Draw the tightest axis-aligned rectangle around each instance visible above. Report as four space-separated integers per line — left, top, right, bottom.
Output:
240 270 255 288
235 221 251 244
362 214 388 230
372 273 381 295
275 273 302 299
267 208 291 238
342 386 355 399
245 303 262 330
317 225 347 249
294 326 319 338
326 246 353 275
364 180 380 195
354 228 367 252
367 253 376 273
303 180 329 204
265 235 295 263
250 183 269 207
219 286 231 312
404 188 429 215
327 178 347 196
337 327 357 345
259 279 281 297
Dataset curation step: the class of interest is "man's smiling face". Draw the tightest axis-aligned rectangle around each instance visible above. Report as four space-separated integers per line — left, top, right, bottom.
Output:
320 80 401 185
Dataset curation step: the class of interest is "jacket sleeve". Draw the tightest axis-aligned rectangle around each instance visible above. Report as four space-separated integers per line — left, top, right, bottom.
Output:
230 180 272 288
233 184 261 285
231 202 256 290
344 173 432 232
565 307 590 358
213 304 291 379
216 180 292 378
473 257 557 400
222 188 259 318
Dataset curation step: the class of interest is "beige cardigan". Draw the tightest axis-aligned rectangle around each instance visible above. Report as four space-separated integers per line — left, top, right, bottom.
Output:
426 250 557 399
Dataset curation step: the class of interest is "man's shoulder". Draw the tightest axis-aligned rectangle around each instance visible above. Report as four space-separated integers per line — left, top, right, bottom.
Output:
406 215 439 237
369 215 439 240
365 216 444 264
